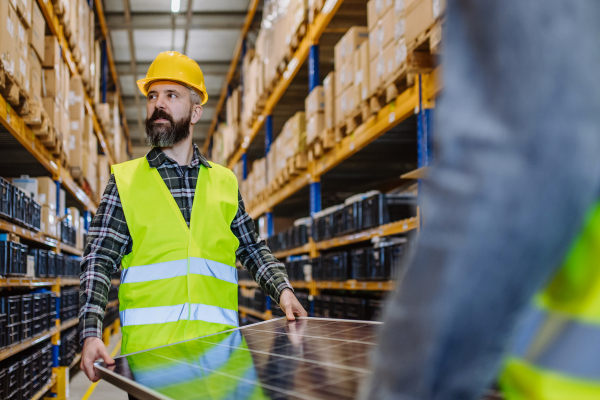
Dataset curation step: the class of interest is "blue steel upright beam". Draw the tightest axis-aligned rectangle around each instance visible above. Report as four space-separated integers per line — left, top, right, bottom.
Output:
309 45 320 91
242 153 248 180
265 114 274 238
310 182 321 216
417 74 433 168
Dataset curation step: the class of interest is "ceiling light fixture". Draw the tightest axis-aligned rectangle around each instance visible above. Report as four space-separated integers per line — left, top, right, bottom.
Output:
171 0 180 13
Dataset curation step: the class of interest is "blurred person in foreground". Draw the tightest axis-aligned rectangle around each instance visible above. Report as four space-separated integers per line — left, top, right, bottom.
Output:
361 1 600 400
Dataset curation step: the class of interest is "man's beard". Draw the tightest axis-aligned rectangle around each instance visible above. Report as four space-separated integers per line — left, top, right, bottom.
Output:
145 108 191 148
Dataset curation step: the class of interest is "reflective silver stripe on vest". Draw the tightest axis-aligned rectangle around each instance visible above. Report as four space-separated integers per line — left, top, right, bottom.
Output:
189 257 238 285
512 307 600 380
121 258 237 285
120 303 239 328
121 259 188 284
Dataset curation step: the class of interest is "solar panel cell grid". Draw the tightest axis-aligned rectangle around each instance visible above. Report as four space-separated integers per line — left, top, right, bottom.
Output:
95 317 380 400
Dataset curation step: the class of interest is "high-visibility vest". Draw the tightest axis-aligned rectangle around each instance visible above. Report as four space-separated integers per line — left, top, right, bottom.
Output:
500 204 600 400
125 330 269 399
112 157 240 355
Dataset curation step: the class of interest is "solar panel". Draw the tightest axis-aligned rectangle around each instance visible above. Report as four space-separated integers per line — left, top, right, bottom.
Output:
95 317 381 400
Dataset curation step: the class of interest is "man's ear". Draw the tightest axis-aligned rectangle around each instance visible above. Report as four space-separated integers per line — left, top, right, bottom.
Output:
191 105 203 124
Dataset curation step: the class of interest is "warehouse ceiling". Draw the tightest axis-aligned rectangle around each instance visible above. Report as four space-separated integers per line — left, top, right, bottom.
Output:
102 0 260 156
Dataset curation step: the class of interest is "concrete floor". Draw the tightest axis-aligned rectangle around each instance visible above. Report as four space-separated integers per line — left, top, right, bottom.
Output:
69 333 129 400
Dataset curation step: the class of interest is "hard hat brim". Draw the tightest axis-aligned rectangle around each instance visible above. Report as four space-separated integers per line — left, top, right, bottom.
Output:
136 77 208 105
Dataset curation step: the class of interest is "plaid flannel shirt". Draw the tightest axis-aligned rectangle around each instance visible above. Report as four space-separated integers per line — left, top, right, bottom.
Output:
79 144 292 343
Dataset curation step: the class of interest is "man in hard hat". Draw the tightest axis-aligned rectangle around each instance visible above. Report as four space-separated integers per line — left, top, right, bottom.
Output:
78 51 307 383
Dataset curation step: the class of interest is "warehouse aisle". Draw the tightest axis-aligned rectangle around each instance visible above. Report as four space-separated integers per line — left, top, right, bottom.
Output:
70 333 127 400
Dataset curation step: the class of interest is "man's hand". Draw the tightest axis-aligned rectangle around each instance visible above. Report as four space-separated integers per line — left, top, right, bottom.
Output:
279 289 308 321
80 337 115 382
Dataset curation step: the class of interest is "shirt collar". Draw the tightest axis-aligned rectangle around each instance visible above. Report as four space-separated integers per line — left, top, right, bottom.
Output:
146 143 211 169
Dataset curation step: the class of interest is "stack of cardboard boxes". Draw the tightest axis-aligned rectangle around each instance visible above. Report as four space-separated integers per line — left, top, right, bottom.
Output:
37 177 57 238
42 34 70 157
334 27 369 126
237 158 267 211
305 86 325 146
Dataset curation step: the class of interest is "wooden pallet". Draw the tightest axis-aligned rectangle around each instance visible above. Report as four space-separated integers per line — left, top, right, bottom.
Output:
308 128 335 161
286 151 308 177
334 101 371 140
0 62 29 115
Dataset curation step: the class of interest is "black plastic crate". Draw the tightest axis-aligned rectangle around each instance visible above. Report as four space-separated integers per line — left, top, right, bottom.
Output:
331 296 346 319
0 298 6 348
367 298 384 321
40 293 49 316
310 257 322 280
30 249 48 278
48 293 56 326
361 193 418 230
316 295 332 318
346 297 367 320
55 253 64 277
19 244 27 276
386 244 406 280
47 252 56 278
323 252 349 281
7 323 20 346
5 361 20 399
32 295 43 319
9 242 21 276
30 351 42 393
7 296 20 325
350 248 367 280
32 316 44 336
292 224 309 248
342 201 362 235
295 291 310 311
23 196 32 229
0 241 11 276
11 187 25 224
31 202 41 231
0 367 5 400
332 208 345 237
21 295 32 321
21 355 32 399
21 320 32 340
0 178 12 218
366 247 388 280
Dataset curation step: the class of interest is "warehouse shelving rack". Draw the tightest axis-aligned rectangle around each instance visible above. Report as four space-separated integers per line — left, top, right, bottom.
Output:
208 1 439 320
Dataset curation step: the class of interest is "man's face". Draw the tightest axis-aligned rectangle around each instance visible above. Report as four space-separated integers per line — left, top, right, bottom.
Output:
145 81 199 148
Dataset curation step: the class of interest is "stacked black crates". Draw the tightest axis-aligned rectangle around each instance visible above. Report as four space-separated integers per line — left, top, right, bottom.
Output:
0 177 42 231
0 339 53 400
59 289 78 322
267 219 311 253
0 241 28 277
29 250 80 279
58 327 78 367
313 295 382 321
0 293 57 349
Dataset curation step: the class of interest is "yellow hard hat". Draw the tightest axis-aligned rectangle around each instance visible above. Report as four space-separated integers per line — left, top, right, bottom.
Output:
136 51 209 105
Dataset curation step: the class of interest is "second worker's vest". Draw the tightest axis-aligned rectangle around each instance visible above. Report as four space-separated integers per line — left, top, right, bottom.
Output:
500 204 600 399
112 156 240 354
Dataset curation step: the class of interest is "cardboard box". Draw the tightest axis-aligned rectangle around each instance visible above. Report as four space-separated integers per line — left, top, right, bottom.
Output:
29 1 45 61
405 0 444 47
306 112 324 145
27 45 41 104
336 61 354 94
41 205 56 237
323 72 335 130
334 26 369 68
12 177 37 199
37 177 57 210
336 85 359 122
43 67 61 98
42 97 61 128
367 0 394 30
16 47 28 90
43 35 60 69
97 154 110 196
69 75 84 120
369 9 395 61
61 59 69 110
354 41 371 101
17 0 32 28
96 103 110 126
305 86 324 118
0 0 17 75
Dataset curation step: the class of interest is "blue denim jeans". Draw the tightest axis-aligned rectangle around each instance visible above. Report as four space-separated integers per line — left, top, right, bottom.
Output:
362 1 600 399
